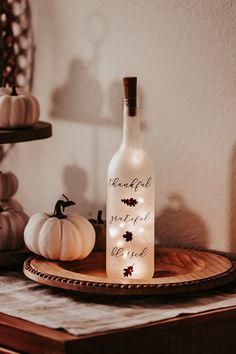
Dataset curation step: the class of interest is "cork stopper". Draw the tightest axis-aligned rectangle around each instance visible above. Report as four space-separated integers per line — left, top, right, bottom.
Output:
123 77 137 99
122 77 138 116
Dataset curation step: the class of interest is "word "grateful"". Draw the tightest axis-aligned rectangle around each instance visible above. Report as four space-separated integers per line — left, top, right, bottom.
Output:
109 212 151 226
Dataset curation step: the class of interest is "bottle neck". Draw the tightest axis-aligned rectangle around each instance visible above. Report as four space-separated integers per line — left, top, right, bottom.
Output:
121 104 141 149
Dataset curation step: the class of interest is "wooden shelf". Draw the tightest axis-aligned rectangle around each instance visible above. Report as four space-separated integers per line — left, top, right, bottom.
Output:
0 122 52 144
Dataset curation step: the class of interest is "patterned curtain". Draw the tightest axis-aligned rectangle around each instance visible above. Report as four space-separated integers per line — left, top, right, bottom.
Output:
0 0 35 91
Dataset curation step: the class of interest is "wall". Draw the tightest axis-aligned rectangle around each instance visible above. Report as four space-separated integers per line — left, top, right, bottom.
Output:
2 0 236 254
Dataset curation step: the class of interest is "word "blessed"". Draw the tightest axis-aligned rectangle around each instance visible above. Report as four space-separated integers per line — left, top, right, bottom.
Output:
111 247 148 259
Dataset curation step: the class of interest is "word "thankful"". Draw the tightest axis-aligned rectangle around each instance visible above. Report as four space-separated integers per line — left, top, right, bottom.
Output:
108 177 152 192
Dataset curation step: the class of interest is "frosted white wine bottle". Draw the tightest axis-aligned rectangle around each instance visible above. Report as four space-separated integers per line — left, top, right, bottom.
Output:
106 77 155 280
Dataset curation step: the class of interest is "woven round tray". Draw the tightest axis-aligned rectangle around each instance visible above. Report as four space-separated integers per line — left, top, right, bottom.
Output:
23 247 236 296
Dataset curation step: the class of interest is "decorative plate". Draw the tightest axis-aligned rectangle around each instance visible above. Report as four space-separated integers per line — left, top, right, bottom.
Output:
23 247 236 296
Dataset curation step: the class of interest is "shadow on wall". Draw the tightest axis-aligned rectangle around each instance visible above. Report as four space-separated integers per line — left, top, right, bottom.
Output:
50 58 102 123
49 57 122 127
49 10 146 125
63 163 104 219
156 193 209 249
229 143 236 254
49 11 122 125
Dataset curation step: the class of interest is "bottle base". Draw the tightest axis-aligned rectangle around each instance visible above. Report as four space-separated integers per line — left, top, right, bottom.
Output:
106 270 155 282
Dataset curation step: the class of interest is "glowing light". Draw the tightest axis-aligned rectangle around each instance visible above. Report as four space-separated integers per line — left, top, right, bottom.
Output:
109 227 118 238
116 240 124 248
138 197 144 203
132 151 143 165
120 222 125 228
123 251 128 258
139 227 144 233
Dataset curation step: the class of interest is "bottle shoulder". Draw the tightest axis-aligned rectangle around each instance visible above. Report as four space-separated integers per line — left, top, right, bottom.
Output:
108 146 155 176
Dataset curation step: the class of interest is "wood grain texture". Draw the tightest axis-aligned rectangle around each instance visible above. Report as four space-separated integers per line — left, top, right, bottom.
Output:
0 121 52 144
1 306 236 354
0 346 21 354
23 246 236 295
0 313 74 354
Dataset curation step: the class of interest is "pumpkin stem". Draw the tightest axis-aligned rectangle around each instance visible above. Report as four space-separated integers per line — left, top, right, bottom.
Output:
52 195 75 219
2 78 7 88
11 82 18 96
97 210 104 224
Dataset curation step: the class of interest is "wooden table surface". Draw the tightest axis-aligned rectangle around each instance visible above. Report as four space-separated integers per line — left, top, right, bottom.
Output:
1 305 236 354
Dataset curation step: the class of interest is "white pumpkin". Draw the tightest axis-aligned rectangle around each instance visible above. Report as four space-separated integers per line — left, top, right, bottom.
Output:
0 171 18 200
0 206 29 251
24 195 96 261
0 87 9 95
0 84 40 128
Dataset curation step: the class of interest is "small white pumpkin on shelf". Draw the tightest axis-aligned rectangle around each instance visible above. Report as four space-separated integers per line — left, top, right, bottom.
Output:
24 195 96 261
0 206 29 251
0 82 40 129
